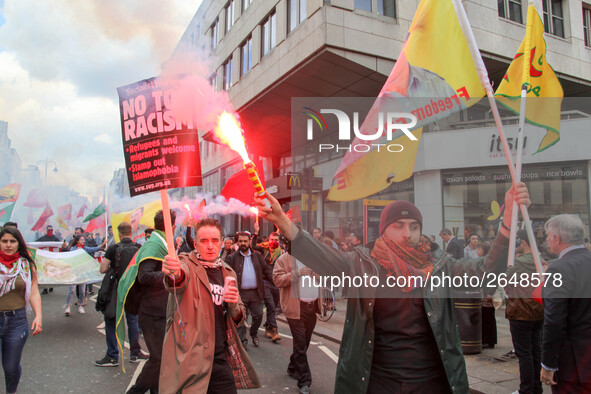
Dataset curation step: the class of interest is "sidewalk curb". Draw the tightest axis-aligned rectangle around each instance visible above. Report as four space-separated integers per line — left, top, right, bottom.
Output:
276 315 342 345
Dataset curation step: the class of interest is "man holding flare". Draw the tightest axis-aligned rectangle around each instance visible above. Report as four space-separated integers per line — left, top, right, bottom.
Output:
255 183 530 394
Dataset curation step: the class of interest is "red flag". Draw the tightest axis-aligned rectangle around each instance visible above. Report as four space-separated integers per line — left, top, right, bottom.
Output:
221 159 265 206
286 205 302 223
76 202 88 219
23 188 47 208
58 203 73 221
31 203 54 231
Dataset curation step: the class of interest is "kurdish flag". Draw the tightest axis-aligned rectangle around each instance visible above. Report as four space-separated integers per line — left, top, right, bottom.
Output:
83 201 106 223
328 0 485 201
495 4 563 153
0 183 21 203
0 203 16 225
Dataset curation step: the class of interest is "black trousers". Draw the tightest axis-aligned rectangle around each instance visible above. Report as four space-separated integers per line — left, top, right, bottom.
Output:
510 319 543 394
481 306 497 346
238 289 264 343
286 301 317 388
127 313 166 394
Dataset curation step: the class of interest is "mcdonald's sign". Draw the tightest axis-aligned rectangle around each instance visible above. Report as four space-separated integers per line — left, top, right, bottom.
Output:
288 174 302 189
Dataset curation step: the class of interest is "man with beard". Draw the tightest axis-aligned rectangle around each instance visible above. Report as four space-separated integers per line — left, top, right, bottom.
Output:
226 232 273 348
256 183 530 394
160 218 259 393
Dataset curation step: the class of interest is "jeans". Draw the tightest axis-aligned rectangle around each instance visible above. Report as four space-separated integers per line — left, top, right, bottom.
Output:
0 308 29 393
66 284 86 306
237 289 263 343
510 319 543 394
286 301 317 388
263 281 277 328
105 313 141 360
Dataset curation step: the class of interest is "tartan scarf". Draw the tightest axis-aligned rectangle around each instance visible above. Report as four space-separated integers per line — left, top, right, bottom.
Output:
371 235 435 293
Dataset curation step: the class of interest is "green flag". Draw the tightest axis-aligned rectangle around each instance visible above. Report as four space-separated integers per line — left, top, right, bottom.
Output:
0 202 16 225
83 202 106 223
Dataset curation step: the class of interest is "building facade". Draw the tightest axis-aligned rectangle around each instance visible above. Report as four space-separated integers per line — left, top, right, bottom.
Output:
172 0 591 240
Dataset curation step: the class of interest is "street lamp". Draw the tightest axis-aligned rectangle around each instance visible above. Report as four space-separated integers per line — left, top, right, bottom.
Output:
37 158 58 187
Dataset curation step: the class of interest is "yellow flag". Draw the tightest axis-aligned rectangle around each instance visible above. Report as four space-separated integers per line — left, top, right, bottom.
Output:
495 4 563 153
110 199 161 242
328 0 484 201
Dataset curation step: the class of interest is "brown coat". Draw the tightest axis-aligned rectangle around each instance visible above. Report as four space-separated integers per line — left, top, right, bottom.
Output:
273 253 320 319
159 251 260 393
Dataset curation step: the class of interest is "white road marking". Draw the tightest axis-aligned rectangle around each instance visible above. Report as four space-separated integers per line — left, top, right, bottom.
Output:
126 360 147 392
318 345 339 363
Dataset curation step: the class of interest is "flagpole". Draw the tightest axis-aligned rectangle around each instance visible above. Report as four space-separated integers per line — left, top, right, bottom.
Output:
452 0 544 274
160 189 177 258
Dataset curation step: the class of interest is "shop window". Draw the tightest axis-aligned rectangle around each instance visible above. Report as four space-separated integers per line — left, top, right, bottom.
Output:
498 0 523 24
542 0 564 38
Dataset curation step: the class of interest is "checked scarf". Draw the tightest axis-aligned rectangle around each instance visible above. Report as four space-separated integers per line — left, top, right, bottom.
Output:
371 236 435 293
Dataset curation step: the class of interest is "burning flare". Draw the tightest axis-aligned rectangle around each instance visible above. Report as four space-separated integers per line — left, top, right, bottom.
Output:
214 112 250 164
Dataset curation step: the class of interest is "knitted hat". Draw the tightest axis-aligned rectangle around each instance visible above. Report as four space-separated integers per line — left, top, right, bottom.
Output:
379 201 423 236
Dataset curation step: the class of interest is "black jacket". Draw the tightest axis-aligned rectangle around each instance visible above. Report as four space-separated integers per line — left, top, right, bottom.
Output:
542 247 591 382
445 237 464 259
226 249 273 301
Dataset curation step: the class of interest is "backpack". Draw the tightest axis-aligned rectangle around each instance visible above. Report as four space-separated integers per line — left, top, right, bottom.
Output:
96 241 141 318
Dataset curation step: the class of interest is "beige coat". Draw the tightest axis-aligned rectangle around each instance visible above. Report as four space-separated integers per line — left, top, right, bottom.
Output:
273 253 320 319
159 251 259 393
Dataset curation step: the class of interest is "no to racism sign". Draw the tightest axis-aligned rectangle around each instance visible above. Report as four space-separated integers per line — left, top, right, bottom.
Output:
117 76 202 196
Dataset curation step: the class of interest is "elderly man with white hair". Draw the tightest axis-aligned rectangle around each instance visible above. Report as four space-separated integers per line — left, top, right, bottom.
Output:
541 214 591 393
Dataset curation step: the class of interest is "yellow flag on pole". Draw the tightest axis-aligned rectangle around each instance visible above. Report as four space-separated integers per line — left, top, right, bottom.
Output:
495 4 563 153
328 0 485 201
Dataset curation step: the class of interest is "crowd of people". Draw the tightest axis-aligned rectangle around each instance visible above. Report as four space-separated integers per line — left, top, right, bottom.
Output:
2 180 591 393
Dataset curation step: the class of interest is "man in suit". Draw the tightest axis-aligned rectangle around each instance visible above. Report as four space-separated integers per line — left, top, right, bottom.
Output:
541 214 591 392
439 228 464 259
226 231 273 348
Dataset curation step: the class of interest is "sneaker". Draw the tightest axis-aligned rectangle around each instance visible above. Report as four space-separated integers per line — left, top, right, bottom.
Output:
65 306 71 316
94 355 119 367
501 350 517 359
130 353 149 363
78 306 85 314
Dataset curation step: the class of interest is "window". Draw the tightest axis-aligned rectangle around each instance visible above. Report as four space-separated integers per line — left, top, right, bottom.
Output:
584 6 591 47
354 0 371 12
261 11 277 56
223 56 233 91
498 0 523 24
241 37 253 76
377 0 396 18
211 18 219 51
243 0 252 12
209 73 217 88
288 0 306 32
225 0 235 32
542 0 564 38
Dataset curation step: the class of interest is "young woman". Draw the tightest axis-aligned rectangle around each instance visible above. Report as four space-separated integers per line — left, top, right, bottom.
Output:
0 227 42 394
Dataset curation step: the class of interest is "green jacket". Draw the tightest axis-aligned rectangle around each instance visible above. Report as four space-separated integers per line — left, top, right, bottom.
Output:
291 230 509 394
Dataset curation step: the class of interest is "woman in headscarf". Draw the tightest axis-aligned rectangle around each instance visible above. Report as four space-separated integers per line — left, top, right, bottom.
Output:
0 227 42 394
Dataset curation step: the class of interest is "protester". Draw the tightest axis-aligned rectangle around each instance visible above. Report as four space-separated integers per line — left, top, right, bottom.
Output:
126 210 175 394
257 232 283 342
94 222 146 367
220 237 234 261
541 214 591 392
464 233 479 259
504 230 544 393
2 222 18 229
324 231 339 249
312 228 323 241
160 218 260 393
226 231 273 348
256 183 530 393
477 241 497 349
439 228 464 259
64 235 105 316
36 225 60 242
274 249 319 394
0 227 42 394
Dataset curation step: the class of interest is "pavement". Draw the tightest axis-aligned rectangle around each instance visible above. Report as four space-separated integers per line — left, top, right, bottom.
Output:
277 298 551 394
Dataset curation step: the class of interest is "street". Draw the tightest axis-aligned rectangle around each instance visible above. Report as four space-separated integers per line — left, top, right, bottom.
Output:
12 285 337 393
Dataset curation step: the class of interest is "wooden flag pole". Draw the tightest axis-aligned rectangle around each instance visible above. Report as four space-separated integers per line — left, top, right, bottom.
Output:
160 189 177 257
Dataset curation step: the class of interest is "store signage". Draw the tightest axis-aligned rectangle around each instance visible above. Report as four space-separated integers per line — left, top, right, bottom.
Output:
443 164 586 186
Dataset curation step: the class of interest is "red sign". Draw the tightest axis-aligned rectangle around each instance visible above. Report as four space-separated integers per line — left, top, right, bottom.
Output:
117 76 202 196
